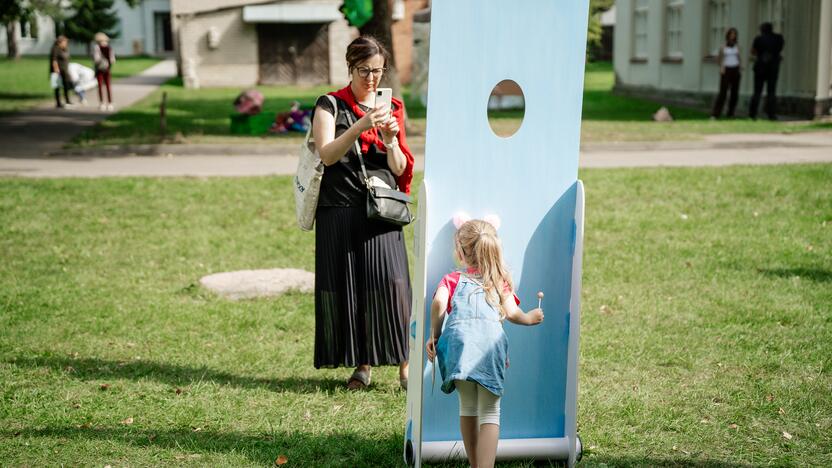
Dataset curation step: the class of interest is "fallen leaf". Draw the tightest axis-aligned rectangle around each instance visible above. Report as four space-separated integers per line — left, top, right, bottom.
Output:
303 410 311 421
685 261 692 268
806 245 814 251
332 405 343 413
779 407 786 415
729 423 738 430
99 383 110 391
13 431 21 437
121 417 134 425
174 387 183 395
275 455 288 465
766 394 774 402
104 465 112 468
148 434 157 442
680 213 688 220
64 366 75 373
700 417 710 424
671 445 678 451
77 422 92 429
782 431 793 440
753 211 759 217
192 426 202 432
599 304 613 315
73 403 82 409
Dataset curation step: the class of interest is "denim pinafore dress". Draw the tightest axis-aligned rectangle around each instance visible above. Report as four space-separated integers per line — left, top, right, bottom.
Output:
436 274 509 396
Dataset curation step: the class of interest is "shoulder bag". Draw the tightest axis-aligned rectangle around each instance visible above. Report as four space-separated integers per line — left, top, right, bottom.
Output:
294 94 336 231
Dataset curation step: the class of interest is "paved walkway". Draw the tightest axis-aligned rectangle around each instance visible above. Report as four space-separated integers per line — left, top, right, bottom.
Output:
0 60 176 158
1 130 830 178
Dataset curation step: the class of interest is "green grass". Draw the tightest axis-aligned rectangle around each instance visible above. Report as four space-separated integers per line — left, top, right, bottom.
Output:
0 56 161 113
72 61 831 147
1 165 830 466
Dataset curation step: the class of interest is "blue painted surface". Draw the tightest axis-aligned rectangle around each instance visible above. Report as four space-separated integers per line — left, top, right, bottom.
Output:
419 0 589 443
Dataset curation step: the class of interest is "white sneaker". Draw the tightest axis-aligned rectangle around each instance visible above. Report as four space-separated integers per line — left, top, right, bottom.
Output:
99 103 106 111
106 104 115 112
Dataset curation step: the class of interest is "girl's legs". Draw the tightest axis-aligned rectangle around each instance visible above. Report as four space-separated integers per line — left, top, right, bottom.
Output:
475 384 501 468
455 380 479 467
399 361 408 381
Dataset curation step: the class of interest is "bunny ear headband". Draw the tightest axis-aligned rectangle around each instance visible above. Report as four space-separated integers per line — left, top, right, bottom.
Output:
452 212 501 231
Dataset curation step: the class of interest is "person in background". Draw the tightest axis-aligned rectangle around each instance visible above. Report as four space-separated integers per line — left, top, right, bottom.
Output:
67 62 97 105
711 28 741 119
749 22 785 120
49 35 72 108
92 32 116 111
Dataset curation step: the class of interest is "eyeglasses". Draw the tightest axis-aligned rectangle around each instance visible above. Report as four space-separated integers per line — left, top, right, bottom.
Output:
355 67 386 79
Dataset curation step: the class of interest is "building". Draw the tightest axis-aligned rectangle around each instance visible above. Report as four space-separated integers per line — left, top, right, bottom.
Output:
0 0 173 57
171 0 427 88
614 0 832 118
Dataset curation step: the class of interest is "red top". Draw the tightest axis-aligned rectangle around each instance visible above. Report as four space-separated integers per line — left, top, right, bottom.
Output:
329 85 415 194
436 268 520 314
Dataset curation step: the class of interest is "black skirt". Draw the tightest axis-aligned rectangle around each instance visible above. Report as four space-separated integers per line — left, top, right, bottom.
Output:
314 206 411 368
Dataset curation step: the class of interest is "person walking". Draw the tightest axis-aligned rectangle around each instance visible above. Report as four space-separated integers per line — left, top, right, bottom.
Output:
92 32 116 111
49 36 72 108
711 28 742 119
749 22 785 120
310 36 415 390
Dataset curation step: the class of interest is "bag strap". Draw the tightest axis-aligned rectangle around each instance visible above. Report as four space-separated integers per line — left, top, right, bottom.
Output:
307 94 338 145
341 103 371 187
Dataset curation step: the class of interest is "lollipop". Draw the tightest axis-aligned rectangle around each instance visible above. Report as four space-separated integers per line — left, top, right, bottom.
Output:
537 291 544 309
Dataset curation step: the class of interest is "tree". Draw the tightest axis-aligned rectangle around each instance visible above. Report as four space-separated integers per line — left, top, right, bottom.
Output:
64 0 120 51
1 0 63 59
587 0 614 61
1 0 26 58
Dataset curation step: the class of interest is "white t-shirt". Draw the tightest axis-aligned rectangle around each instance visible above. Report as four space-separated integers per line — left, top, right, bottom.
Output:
722 45 740 68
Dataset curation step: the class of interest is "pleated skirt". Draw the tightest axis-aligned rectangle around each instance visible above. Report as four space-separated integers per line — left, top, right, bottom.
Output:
314 206 411 369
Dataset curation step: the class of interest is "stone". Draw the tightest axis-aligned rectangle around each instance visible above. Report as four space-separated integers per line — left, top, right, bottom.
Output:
653 106 674 122
199 268 314 300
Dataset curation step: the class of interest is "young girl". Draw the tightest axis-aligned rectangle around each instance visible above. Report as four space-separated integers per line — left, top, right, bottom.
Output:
426 217 544 468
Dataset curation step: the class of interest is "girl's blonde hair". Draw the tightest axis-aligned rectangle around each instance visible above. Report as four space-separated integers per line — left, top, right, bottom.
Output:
455 219 513 316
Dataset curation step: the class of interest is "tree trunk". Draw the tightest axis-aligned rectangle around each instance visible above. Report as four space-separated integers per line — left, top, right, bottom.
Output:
6 21 19 59
359 0 402 100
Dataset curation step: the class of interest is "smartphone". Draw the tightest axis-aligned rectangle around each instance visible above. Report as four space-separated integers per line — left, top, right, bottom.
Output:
374 87 393 114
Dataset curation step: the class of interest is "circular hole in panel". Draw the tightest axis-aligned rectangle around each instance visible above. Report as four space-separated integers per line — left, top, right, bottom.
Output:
487 79 525 138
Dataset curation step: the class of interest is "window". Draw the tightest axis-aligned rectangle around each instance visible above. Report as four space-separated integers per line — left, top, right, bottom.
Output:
707 0 730 56
757 0 785 34
633 0 649 60
664 0 684 59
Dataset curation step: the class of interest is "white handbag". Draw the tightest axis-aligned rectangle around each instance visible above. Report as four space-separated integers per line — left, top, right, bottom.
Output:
294 95 336 231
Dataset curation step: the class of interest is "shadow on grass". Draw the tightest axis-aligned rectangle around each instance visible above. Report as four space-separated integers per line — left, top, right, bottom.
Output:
3 426 403 466
757 267 832 283
0 91 48 100
6 355 350 394
583 455 754 467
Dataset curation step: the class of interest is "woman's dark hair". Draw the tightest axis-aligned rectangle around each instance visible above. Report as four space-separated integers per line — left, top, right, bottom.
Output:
345 36 389 71
725 27 738 46
760 22 773 34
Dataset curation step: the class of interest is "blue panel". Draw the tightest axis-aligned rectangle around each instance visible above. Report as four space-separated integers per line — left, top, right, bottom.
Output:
420 0 589 443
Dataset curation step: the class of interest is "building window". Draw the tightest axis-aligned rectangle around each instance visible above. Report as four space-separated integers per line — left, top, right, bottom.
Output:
633 0 649 60
707 0 730 56
757 0 785 34
664 0 683 59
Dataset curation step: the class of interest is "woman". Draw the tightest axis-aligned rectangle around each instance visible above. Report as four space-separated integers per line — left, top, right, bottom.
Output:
311 36 414 390
49 35 72 108
92 32 116 111
711 27 741 119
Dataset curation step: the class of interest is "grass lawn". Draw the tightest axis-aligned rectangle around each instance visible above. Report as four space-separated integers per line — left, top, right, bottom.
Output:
71 61 831 147
1 165 830 466
0 56 161 113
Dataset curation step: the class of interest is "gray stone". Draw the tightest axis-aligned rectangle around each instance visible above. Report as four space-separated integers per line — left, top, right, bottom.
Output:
200 268 314 300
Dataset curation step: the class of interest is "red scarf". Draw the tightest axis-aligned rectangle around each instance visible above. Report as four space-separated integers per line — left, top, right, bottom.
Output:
329 85 415 194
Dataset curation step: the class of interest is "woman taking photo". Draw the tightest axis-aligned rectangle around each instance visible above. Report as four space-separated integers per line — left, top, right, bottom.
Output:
311 36 414 390
711 27 741 119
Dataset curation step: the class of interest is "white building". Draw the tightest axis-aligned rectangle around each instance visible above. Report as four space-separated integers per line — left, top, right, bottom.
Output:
0 0 173 57
614 0 832 118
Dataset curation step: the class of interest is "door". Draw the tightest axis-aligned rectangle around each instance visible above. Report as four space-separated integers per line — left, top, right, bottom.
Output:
154 12 173 54
257 23 330 85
